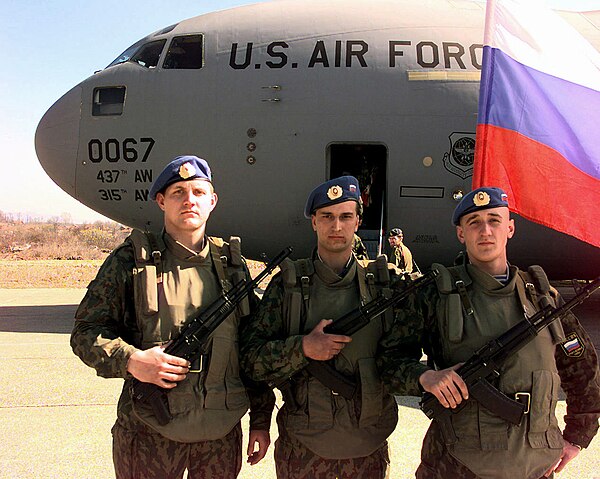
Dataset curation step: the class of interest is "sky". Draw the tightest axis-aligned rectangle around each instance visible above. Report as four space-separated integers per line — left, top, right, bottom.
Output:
1 0 599 223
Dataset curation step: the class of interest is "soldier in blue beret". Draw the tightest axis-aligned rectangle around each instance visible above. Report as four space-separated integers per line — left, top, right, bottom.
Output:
303 175 362 218
452 186 509 225
72 155 274 478
149 155 212 200
379 185 600 478
241 176 401 478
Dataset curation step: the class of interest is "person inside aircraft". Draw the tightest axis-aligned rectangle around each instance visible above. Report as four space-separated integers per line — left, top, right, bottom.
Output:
70 155 274 479
387 227 413 273
240 175 401 479
379 187 600 479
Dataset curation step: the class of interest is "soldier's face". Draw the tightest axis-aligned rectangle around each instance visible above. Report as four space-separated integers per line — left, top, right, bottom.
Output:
312 201 359 255
456 207 514 274
388 235 402 247
156 179 217 234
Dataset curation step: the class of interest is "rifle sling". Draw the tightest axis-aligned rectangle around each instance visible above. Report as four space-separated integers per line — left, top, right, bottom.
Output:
304 360 356 399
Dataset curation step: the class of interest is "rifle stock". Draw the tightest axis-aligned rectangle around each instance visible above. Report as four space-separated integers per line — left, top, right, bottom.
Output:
420 277 600 437
130 246 293 425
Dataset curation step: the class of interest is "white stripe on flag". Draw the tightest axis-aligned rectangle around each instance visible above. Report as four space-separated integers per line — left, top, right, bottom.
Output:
484 0 600 91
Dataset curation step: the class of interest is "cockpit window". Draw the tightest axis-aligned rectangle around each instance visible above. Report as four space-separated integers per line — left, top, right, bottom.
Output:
130 40 167 68
107 40 145 68
163 35 204 69
106 39 166 69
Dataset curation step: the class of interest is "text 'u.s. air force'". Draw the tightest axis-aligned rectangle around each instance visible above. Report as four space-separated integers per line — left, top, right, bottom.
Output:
229 40 483 70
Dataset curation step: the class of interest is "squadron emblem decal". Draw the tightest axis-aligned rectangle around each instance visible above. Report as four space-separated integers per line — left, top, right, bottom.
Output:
442 133 475 179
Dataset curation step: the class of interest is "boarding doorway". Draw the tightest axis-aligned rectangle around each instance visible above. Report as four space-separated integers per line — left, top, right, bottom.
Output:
329 143 387 258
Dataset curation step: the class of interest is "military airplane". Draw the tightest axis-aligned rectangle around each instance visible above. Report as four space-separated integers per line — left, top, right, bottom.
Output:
35 0 600 278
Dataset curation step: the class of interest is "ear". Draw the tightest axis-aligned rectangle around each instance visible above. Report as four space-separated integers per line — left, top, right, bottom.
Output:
156 193 166 212
311 215 317 232
507 218 515 239
209 192 219 211
456 225 465 244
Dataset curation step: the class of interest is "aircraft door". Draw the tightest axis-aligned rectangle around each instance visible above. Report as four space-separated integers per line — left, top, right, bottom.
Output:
329 144 387 258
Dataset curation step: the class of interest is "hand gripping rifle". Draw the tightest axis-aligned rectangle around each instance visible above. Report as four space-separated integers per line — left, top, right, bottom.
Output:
420 277 600 443
278 269 438 403
131 246 293 426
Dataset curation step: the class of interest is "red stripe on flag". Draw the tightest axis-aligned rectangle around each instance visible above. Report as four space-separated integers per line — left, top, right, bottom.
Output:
474 124 600 247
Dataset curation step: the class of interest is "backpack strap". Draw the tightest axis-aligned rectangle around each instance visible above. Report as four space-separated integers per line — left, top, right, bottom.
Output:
280 258 315 335
448 267 475 323
358 259 375 304
208 235 250 316
518 266 565 343
128 229 167 315
432 263 468 344
209 236 232 291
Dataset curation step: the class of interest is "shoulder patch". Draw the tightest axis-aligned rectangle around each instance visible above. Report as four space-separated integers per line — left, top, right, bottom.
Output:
560 332 585 358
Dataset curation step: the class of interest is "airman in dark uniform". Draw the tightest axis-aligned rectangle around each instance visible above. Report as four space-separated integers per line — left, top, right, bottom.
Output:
71 155 274 479
379 187 600 479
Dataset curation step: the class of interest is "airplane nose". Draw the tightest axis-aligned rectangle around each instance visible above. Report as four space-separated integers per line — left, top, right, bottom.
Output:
35 85 82 196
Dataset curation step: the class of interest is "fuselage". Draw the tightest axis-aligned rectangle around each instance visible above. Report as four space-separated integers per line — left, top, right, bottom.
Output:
35 0 600 278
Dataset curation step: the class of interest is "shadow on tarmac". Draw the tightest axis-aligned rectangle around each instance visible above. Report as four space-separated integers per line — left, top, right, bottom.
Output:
0 304 77 334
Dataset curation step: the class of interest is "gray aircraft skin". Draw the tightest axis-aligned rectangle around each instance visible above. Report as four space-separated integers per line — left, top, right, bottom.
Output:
35 0 600 278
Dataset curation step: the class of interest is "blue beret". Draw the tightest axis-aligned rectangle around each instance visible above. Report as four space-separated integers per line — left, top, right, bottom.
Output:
304 176 361 218
149 155 212 200
452 187 509 225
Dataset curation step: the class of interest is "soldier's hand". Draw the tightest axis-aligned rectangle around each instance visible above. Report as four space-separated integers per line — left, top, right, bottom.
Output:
419 364 468 409
543 440 581 476
126 345 190 388
247 429 270 465
302 319 352 361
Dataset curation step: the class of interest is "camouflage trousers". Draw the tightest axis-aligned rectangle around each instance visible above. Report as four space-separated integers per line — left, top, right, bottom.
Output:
112 420 242 479
274 427 390 479
416 423 553 479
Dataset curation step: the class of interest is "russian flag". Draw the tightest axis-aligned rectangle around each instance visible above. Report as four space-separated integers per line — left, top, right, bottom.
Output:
473 0 600 248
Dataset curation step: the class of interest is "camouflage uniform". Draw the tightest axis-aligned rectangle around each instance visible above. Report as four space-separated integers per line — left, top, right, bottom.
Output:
240 255 397 479
353 234 369 260
71 231 274 479
378 259 600 479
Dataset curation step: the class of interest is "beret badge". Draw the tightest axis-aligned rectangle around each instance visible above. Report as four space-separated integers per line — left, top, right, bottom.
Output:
179 162 196 179
327 185 343 200
473 191 490 207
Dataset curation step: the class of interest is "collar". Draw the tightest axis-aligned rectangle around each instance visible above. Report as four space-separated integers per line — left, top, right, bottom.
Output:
163 232 211 262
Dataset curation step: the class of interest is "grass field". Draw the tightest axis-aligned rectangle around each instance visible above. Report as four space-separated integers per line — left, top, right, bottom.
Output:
0 259 105 288
0 259 270 289
0 221 271 288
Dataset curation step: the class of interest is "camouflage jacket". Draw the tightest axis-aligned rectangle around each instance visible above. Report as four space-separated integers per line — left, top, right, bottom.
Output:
239 272 312 383
378 264 600 449
239 257 404 384
70 236 274 431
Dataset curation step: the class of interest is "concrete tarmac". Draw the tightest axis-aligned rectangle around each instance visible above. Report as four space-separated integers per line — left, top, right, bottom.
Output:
0 287 598 479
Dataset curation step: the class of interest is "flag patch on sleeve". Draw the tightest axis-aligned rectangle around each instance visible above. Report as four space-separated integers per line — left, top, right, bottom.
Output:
561 332 585 358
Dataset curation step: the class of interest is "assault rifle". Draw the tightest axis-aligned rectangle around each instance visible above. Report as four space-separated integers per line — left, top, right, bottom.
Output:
131 246 293 426
279 269 438 402
420 277 600 442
